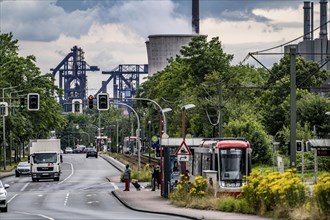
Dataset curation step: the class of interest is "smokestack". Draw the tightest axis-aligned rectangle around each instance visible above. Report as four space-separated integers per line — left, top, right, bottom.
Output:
303 2 311 40
192 0 199 34
311 2 314 40
319 0 328 39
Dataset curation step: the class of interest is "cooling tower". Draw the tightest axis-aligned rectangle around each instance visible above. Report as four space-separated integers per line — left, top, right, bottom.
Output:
146 34 198 75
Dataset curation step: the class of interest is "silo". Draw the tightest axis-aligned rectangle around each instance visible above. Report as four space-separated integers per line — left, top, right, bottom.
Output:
146 34 198 75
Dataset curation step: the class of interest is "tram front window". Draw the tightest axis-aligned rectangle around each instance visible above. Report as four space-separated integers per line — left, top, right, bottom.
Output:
219 148 243 187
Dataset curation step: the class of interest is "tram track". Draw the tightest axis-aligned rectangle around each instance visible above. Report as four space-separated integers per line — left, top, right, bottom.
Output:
122 154 159 168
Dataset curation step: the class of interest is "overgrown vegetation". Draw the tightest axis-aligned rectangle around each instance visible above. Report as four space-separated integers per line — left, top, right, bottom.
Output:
169 169 330 219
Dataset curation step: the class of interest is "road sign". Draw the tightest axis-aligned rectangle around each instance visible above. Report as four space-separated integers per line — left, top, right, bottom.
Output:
175 141 192 156
178 155 190 161
151 135 158 143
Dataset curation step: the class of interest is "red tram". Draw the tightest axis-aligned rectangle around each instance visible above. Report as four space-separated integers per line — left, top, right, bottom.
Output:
192 138 252 194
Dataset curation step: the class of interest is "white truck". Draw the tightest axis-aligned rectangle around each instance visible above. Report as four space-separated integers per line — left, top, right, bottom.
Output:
29 139 62 182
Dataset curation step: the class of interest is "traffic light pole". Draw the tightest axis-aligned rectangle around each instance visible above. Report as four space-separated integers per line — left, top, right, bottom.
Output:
289 47 297 168
2 86 19 170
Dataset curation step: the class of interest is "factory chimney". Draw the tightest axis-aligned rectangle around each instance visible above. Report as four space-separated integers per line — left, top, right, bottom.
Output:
192 0 199 34
319 0 328 39
303 2 311 40
311 2 314 40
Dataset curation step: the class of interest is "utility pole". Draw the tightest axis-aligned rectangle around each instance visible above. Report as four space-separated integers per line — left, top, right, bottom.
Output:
290 47 297 168
218 82 222 138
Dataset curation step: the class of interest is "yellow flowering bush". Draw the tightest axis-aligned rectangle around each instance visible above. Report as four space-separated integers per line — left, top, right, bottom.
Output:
170 175 208 203
313 173 330 215
241 169 308 213
189 176 208 197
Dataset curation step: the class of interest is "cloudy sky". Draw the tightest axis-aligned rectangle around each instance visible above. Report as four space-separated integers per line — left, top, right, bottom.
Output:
0 0 324 93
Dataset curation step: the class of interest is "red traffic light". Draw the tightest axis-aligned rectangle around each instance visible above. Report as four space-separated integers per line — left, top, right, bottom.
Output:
88 95 93 100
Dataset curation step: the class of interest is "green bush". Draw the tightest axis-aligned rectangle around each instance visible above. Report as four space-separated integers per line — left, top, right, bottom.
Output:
313 173 330 216
216 196 236 212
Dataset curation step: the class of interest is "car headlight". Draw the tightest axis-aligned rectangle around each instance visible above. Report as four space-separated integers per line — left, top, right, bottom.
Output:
0 192 5 196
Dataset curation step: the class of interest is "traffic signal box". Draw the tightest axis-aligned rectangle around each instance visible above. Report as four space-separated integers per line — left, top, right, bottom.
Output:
296 141 303 152
97 93 109 110
20 97 25 110
287 140 308 155
27 93 39 111
0 102 8 116
88 95 94 109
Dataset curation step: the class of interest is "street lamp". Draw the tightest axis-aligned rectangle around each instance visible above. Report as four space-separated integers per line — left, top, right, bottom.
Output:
120 97 171 135
159 107 172 196
181 103 195 175
182 104 195 141
110 102 142 172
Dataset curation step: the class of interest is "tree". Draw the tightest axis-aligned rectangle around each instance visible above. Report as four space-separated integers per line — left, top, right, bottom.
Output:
0 33 65 162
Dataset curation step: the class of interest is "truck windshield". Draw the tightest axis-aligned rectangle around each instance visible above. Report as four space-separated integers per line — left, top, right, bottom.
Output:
33 153 57 163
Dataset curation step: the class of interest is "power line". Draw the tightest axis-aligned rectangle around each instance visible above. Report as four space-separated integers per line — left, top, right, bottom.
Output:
242 19 330 63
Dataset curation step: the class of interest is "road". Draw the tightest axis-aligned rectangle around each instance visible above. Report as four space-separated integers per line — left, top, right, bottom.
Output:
0 154 187 220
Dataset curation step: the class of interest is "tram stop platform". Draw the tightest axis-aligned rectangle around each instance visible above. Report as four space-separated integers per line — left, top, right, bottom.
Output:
111 186 270 220
102 154 270 220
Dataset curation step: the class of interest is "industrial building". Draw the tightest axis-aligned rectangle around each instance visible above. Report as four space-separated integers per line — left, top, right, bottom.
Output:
145 34 199 75
285 0 330 70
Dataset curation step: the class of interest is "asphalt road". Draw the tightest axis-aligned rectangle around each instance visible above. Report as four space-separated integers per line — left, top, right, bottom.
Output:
0 154 187 220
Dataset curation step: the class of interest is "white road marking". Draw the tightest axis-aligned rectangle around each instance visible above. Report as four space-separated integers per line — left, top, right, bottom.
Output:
20 182 30 192
58 162 74 184
7 193 18 203
64 192 69 206
111 182 119 190
15 211 55 220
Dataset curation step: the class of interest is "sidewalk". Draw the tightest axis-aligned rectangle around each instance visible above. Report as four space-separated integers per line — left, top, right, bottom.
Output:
102 154 270 220
111 188 270 220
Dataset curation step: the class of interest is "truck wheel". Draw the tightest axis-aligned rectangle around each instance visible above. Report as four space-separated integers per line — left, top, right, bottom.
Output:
1 204 8 212
32 178 36 182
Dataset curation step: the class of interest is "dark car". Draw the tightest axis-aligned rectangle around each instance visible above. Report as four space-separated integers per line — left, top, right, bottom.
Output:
86 148 98 158
15 161 31 177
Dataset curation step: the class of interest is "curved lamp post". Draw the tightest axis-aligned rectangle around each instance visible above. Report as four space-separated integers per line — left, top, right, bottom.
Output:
120 97 171 135
111 101 142 172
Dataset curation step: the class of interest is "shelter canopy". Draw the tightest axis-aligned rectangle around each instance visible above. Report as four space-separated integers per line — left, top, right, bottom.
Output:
308 139 330 148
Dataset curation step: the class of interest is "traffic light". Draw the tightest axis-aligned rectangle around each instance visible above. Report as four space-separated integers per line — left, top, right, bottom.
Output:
27 93 39 111
296 140 303 152
72 99 82 113
20 97 25 110
97 93 109 110
88 95 94 109
0 102 8 116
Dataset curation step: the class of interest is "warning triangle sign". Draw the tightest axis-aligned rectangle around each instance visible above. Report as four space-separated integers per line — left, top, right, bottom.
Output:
175 141 192 156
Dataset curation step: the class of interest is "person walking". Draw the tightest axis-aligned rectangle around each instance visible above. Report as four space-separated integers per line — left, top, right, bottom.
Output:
152 165 160 191
123 164 131 191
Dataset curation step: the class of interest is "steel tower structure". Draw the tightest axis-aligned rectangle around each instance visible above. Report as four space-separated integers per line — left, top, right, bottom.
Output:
97 64 148 106
50 46 99 111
